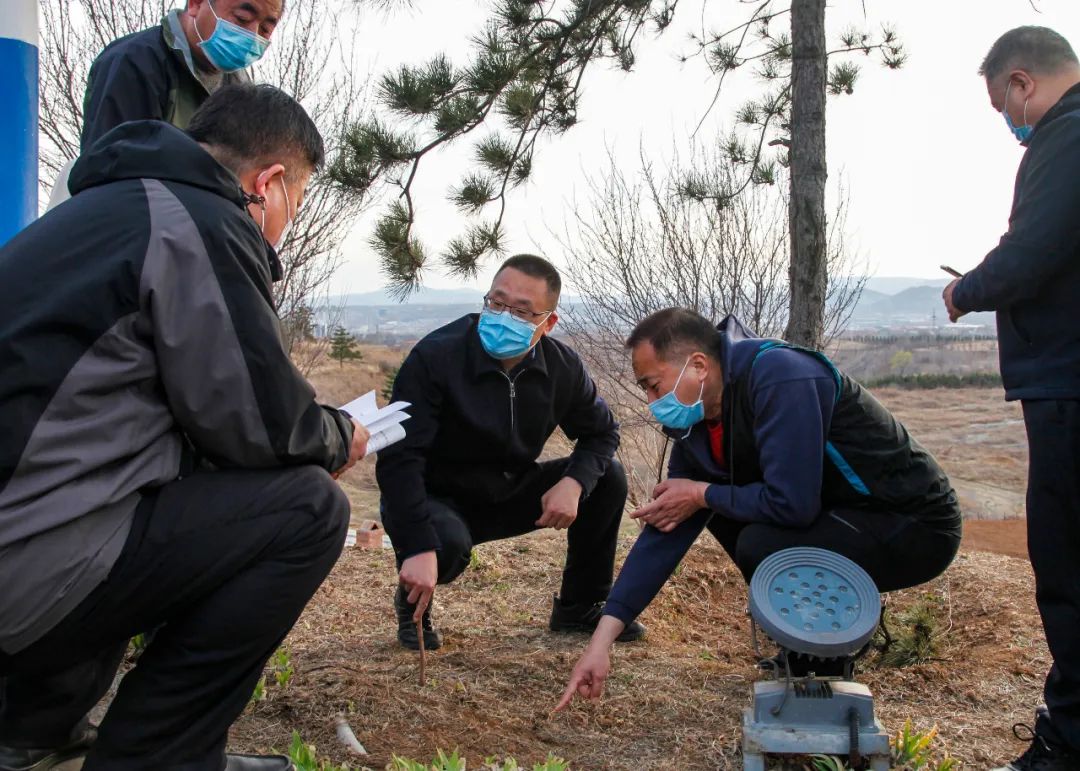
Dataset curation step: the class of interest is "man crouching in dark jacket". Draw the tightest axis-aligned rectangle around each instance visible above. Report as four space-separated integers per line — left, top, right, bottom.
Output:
0 84 367 771
376 254 645 650
557 308 961 711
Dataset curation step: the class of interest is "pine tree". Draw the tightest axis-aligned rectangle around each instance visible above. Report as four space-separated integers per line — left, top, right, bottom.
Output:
336 0 905 346
381 364 399 402
329 326 363 369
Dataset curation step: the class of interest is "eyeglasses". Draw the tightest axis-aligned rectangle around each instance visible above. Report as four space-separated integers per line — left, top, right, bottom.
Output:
483 295 554 323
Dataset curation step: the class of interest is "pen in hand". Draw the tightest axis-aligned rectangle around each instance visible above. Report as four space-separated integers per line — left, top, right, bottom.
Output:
940 264 963 279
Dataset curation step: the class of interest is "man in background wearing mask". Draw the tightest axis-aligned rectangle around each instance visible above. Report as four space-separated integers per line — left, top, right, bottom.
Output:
942 26 1080 771
376 255 644 650
556 308 961 712
80 0 282 152
44 0 282 211
0 84 366 770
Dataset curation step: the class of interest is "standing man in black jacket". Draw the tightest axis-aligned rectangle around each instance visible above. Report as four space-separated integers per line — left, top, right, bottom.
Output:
376 255 644 650
943 26 1080 771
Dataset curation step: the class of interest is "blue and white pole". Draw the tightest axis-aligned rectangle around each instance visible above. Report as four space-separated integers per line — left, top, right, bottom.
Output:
0 0 39 247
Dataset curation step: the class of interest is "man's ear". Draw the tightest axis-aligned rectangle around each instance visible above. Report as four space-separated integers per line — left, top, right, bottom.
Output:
542 310 559 336
1009 69 1037 99
689 351 711 378
184 0 207 19
253 163 286 199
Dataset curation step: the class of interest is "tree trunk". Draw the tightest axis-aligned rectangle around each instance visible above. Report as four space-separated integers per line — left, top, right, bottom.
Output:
784 0 828 349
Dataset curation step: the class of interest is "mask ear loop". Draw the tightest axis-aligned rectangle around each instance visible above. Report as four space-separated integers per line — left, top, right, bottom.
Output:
679 380 705 440
242 191 268 231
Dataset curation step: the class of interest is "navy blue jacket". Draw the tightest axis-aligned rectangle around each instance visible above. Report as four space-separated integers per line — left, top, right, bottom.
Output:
952 83 1080 400
375 315 620 558
605 317 959 625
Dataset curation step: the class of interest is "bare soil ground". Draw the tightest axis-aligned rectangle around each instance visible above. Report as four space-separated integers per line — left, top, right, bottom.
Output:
228 538 1044 770
219 379 1042 769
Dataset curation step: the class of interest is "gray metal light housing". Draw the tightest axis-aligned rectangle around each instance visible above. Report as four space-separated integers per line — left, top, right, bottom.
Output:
749 547 881 659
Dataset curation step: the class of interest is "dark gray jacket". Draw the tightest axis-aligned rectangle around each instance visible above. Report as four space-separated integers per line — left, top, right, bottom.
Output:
952 83 1080 400
0 121 353 653
81 12 248 153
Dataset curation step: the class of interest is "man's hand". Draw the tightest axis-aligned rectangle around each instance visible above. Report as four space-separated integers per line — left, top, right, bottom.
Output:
399 550 438 621
942 279 967 323
553 616 624 712
629 478 709 533
536 476 583 530
332 418 370 479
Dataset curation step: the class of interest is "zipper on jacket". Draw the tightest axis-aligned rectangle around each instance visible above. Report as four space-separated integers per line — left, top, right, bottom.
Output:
501 370 523 435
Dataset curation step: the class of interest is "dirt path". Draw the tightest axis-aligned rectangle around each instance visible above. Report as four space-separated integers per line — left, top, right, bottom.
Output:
962 518 1028 559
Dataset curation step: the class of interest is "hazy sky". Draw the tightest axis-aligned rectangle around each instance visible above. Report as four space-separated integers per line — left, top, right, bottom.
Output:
291 0 1080 296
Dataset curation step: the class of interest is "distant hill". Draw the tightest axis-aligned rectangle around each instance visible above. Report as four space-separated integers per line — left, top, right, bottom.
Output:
862 276 951 295
332 277 995 332
850 282 995 327
338 287 486 306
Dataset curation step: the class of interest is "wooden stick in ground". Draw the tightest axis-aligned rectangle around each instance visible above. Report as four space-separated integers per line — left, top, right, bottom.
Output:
414 596 429 686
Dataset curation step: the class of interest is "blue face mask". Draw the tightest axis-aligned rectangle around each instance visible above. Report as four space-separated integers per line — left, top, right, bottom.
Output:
648 357 705 431
478 309 544 360
1002 82 1033 144
195 1 270 73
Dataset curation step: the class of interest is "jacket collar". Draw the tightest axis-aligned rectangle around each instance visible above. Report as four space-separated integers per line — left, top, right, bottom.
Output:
1027 81 1080 146
464 313 550 380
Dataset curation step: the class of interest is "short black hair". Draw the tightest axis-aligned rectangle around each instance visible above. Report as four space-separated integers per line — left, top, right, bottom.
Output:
495 254 562 301
187 83 324 181
979 26 1079 81
626 307 722 363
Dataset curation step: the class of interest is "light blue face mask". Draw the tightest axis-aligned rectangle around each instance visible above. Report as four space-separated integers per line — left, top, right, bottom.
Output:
648 357 705 431
478 309 545 360
1002 81 1034 144
195 0 270 73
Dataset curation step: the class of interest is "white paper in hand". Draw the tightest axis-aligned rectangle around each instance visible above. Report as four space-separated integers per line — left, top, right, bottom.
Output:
366 422 407 453
340 390 411 453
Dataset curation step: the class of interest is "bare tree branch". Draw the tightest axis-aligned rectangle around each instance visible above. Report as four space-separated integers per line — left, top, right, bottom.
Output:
555 144 865 501
37 0 373 370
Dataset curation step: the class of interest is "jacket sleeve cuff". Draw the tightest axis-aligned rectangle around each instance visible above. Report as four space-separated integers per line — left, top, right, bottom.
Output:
386 522 441 560
951 276 974 313
602 599 639 626
564 465 601 497
703 484 731 515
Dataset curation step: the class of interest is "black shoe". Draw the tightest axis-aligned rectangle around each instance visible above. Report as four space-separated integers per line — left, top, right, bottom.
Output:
394 585 442 651
0 727 95 771
548 595 646 642
991 724 1078 771
225 754 295 770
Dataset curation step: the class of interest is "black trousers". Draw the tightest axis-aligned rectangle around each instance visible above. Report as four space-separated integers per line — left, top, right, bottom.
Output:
0 466 350 771
1023 399 1080 751
411 458 627 606
706 506 960 593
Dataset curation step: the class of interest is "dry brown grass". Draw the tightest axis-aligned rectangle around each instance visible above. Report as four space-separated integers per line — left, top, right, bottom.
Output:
228 530 1045 770
222 349 1040 769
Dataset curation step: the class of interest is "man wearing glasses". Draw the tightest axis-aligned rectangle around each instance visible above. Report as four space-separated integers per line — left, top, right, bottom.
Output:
376 254 644 650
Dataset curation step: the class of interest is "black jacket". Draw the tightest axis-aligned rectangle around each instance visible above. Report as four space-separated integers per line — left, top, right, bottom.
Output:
0 121 351 652
952 83 1080 400
81 14 247 153
375 315 620 557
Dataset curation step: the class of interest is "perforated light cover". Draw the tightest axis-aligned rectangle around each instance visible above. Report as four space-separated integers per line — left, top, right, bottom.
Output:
749 547 881 659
